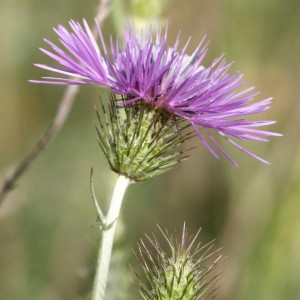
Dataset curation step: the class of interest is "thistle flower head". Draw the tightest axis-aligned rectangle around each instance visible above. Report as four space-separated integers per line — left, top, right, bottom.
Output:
134 225 222 300
96 94 192 181
32 20 281 166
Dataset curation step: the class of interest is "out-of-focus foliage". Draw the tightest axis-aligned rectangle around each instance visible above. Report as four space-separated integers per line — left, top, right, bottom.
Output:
0 0 299 299
129 0 168 29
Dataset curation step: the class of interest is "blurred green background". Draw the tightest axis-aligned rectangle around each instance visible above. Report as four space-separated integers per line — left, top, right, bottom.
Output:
0 0 299 299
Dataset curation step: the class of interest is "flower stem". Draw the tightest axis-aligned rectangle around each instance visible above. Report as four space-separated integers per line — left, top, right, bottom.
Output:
0 0 111 206
111 0 126 33
92 175 130 300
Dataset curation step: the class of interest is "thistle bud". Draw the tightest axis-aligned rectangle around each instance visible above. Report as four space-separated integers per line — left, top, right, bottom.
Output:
134 225 222 300
96 94 193 182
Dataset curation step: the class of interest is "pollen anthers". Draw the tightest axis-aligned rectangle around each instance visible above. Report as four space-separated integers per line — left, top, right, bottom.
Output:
96 94 192 181
134 225 222 300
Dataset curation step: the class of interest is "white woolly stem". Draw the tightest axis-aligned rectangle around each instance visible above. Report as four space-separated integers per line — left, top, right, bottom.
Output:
92 175 130 300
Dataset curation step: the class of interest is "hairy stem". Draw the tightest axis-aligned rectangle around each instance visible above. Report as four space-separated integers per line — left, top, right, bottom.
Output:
92 175 130 300
0 0 111 206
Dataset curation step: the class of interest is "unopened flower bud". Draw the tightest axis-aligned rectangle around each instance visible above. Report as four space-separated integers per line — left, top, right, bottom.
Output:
134 225 222 300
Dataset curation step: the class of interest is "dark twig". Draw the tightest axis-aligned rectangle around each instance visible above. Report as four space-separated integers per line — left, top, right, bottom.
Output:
0 0 111 205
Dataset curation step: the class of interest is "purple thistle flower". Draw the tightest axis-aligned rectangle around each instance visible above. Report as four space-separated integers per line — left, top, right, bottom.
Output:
31 20 281 166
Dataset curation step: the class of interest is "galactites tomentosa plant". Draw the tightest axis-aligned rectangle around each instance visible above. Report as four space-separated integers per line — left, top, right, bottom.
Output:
31 19 281 300
134 225 222 300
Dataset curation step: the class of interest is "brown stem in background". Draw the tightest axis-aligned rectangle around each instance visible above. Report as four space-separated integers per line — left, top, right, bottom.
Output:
0 0 111 205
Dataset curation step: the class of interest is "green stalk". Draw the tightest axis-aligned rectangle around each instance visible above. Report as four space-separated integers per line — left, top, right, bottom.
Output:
92 175 130 300
111 0 126 33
